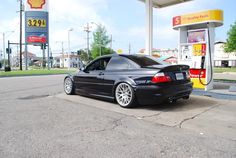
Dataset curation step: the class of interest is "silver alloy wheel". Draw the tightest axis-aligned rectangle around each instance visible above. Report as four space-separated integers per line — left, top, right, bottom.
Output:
64 78 73 94
115 83 133 107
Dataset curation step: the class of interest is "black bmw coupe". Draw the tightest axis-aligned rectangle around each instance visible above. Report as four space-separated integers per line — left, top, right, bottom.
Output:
64 54 193 108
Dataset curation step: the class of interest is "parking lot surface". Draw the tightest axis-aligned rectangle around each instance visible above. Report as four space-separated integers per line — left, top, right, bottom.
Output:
0 75 235 158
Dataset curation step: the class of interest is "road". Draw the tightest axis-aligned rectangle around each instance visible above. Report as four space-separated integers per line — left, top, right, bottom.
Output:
0 75 235 158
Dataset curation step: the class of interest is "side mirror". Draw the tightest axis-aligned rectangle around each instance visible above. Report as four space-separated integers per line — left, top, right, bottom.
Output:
79 67 85 71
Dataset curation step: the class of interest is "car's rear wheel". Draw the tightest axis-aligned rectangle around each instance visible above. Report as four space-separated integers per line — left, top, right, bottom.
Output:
115 83 136 108
64 77 74 95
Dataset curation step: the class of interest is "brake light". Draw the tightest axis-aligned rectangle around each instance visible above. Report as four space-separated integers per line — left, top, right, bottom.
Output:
151 72 171 83
186 71 191 80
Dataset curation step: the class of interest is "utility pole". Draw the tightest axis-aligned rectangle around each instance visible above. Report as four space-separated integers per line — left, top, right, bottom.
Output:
110 34 113 53
61 42 64 68
7 40 10 67
84 23 91 59
68 28 73 70
19 0 23 70
128 43 131 54
42 44 46 69
50 48 53 68
2 33 5 68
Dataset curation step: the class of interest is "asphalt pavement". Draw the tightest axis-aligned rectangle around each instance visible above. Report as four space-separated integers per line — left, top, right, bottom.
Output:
0 75 235 158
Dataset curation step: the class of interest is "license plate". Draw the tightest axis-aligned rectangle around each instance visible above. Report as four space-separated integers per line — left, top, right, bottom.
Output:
175 73 184 80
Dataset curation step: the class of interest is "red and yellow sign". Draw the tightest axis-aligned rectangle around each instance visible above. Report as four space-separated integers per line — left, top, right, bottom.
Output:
27 35 47 43
190 68 206 89
27 0 46 9
173 10 223 28
193 44 206 56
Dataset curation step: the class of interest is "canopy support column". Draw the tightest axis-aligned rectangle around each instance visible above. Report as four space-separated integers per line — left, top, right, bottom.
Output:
145 0 153 56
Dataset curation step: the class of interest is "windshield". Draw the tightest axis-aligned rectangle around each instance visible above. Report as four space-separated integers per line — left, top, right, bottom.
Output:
125 55 162 67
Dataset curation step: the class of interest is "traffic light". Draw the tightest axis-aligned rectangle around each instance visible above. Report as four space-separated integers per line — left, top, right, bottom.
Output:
6 48 12 54
77 50 82 55
41 43 47 49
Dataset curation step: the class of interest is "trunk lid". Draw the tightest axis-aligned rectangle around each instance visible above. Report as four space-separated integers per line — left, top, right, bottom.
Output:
144 64 190 83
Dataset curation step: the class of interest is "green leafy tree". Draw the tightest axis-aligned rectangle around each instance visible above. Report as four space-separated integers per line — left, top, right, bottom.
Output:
224 21 236 53
77 49 90 63
91 25 114 59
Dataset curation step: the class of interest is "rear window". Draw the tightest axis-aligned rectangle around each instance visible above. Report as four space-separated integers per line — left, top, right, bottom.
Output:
106 56 138 70
125 55 161 67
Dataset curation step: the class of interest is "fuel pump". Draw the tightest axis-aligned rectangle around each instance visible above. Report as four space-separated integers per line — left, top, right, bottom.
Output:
198 24 213 86
173 9 223 91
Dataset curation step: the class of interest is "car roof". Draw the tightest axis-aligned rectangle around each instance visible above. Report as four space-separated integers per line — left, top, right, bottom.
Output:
97 53 148 59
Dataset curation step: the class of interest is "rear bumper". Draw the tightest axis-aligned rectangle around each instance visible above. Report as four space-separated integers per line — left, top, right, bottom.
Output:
135 82 193 105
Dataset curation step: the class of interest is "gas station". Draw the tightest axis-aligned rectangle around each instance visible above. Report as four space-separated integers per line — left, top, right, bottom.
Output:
1 1 236 156
140 0 224 91
173 10 223 91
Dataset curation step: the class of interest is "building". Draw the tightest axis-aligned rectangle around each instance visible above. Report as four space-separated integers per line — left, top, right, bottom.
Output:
13 51 38 67
138 48 178 61
54 53 82 68
214 41 236 67
52 56 60 68
159 56 178 64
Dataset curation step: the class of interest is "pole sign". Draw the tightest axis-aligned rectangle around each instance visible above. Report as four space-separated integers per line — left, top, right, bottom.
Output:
25 0 49 44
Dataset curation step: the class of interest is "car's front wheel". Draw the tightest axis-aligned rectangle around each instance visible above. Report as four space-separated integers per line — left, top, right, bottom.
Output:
64 77 75 95
115 83 136 108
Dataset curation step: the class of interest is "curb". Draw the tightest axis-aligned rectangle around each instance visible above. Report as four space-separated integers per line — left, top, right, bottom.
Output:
0 73 70 78
192 89 236 100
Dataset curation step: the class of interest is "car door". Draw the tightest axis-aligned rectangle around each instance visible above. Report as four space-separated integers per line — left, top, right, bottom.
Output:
103 56 136 97
74 57 111 95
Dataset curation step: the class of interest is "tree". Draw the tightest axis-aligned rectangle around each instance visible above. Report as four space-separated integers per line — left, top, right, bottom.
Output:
91 25 114 59
224 21 236 53
77 49 90 63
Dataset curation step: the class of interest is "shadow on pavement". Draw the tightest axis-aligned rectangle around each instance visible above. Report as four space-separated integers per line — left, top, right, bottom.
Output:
135 95 217 112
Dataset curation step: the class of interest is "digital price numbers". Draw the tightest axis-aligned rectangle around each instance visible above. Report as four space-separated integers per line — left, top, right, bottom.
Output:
27 19 46 27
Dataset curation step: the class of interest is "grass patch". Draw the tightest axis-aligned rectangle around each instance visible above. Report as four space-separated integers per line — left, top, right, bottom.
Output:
214 67 236 73
0 69 77 77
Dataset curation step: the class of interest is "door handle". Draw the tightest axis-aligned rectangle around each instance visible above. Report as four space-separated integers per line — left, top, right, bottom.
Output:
98 72 104 76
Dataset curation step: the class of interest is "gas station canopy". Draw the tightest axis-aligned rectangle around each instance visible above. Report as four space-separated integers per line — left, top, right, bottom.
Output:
139 0 192 8
139 0 193 55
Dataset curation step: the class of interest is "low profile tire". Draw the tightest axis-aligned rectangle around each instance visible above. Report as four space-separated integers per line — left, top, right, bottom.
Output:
115 82 136 108
64 77 75 95
183 96 190 100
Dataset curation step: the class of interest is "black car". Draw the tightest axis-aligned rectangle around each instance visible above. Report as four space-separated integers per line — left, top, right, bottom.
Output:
64 54 192 108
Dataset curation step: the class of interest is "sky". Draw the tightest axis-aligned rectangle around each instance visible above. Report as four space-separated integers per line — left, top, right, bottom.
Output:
0 0 236 57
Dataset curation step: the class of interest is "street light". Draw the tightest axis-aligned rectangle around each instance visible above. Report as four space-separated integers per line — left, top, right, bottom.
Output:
68 28 73 69
56 41 65 68
1 31 14 68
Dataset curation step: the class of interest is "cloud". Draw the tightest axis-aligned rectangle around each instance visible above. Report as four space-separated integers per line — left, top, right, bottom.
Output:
48 0 109 55
49 0 106 23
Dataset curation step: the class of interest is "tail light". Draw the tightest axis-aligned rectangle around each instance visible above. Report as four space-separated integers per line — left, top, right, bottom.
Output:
186 71 190 80
151 72 171 83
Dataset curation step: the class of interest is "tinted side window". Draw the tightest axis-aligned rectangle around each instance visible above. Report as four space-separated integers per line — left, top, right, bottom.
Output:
127 56 161 67
106 56 137 70
86 57 111 71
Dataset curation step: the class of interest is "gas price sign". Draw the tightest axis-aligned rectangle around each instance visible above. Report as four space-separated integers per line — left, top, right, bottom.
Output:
25 0 49 44
27 18 46 27
25 11 48 44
